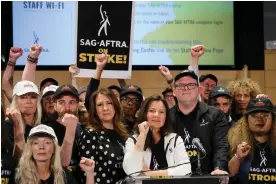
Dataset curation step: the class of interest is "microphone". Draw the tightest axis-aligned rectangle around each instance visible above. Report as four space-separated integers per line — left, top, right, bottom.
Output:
117 154 207 184
192 138 206 155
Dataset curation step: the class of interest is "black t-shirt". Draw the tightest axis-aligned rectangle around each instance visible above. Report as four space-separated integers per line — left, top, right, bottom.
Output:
40 170 77 184
248 141 276 184
150 138 168 170
5 119 33 150
175 104 199 172
44 121 82 182
1 147 15 184
78 128 126 184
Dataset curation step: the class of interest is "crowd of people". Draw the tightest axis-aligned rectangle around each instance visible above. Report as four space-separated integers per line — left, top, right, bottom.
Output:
1 44 276 184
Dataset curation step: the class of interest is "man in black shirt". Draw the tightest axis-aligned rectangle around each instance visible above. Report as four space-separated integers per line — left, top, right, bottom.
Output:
170 70 229 175
208 86 235 127
45 84 82 180
120 85 143 134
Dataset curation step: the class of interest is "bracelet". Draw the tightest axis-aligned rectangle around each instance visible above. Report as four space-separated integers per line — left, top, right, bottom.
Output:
234 154 242 160
167 78 174 84
7 61 16 67
27 55 38 64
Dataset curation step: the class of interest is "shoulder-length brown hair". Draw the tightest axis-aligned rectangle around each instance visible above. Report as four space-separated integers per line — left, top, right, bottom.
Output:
89 88 128 140
135 94 173 150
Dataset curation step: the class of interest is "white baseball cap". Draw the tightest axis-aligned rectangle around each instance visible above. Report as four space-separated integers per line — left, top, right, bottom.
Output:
42 85 59 97
13 80 40 97
28 124 58 142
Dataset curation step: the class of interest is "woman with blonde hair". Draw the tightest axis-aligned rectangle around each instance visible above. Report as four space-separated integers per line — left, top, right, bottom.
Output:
15 124 95 184
5 80 42 159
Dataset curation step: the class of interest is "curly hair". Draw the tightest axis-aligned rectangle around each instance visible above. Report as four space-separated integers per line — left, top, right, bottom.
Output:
228 113 276 156
227 78 261 99
15 136 65 184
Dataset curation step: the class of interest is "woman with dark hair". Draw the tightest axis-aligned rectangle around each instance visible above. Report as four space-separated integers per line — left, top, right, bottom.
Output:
78 88 129 184
123 95 191 176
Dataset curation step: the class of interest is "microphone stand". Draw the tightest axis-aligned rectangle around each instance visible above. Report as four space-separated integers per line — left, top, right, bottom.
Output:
195 152 203 176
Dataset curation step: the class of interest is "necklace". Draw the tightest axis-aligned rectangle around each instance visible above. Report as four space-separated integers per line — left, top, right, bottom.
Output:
254 140 269 152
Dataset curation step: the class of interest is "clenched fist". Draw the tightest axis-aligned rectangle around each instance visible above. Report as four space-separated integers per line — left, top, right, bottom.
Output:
6 108 22 125
69 63 80 75
158 65 173 81
61 113 78 128
9 47 23 62
79 157 95 173
29 44 43 58
236 142 251 159
138 121 150 136
96 53 108 71
191 45 205 58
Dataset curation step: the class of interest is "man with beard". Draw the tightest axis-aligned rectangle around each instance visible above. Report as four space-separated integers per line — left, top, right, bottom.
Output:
44 84 82 181
228 97 276 184
41 85 59 123
170 70 229 175
120 85 143 134
208 86 234 127
199 74 218 104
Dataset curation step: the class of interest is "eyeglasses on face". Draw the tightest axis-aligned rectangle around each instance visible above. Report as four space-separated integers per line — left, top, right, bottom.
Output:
174 83 198 90
121 97 140 104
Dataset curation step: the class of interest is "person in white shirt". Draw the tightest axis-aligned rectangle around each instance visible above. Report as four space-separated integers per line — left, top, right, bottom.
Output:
123 94 191 177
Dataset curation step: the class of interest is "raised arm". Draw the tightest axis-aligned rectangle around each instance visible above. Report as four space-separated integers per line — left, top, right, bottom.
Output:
158 66 174 88
21 44 42 82
6 108 25 159
69 63 80 89
2 47 23 102
188 45 205 77
59 114 79 166
84 54 108 111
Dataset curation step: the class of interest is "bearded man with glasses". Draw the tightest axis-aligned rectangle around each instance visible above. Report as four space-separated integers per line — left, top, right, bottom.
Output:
170 70 229 176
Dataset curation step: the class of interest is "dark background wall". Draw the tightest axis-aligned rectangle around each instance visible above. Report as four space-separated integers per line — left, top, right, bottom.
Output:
264 1 276 43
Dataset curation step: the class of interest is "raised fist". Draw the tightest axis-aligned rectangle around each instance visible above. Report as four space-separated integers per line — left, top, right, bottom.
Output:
95 53 108 71
9 47 23 62
61 113 78 128
29 44 43 58
158 65 173 81
6 108 24 139
79 157 95 173
236 142 251 159
69 63 80 75
138 121 150 136
191 45 205 58
6 108 22 125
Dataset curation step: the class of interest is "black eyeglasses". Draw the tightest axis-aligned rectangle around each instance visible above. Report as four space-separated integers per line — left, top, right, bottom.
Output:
121 97 140 104
175 83 198 90
44 95 55 103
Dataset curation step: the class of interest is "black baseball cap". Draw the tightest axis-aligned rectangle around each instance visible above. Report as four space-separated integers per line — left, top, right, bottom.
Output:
120 84 143 102
246 98 274 114
162 87 173 96
108 85 122 93
54 84 79 101
174 70 198 83
209 86 232 99
199 74 218 84
40 78 59 91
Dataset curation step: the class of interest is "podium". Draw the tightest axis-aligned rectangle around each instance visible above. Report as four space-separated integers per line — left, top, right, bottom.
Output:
125 175 230 184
